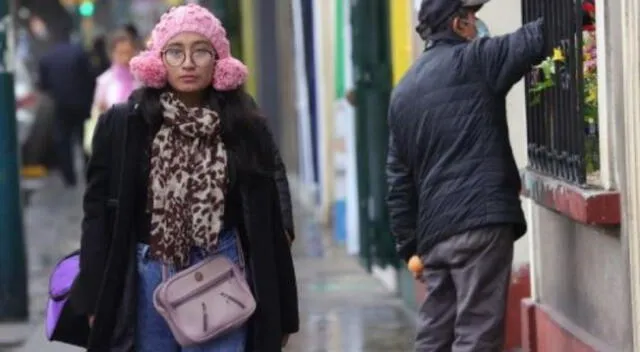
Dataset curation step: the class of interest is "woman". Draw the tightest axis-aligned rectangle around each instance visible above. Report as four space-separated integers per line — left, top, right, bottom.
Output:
85 29 140 155
92 29 139 115
70 4 299 351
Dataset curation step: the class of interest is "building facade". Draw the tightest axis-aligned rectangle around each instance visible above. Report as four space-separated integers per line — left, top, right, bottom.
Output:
518 0 632 350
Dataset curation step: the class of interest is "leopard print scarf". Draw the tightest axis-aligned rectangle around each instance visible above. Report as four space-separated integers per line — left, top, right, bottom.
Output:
148 92 228 267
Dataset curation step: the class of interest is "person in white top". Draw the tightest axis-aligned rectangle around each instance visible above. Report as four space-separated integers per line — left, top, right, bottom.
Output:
85 29 140 154
93 29 140 112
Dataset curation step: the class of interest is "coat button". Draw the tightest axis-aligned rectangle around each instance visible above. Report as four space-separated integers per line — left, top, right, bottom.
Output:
195 272 203 282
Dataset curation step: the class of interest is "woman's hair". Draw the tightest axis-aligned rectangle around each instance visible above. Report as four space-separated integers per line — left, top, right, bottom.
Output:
107 29 135 54
123 23 139 40
132 87 275 174
93 35 106 52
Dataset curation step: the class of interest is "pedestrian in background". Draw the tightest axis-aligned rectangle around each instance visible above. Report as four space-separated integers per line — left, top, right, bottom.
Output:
39 28 95 187
70 4 298 351
386 0 547 350
92 29 139 114
84 29 140 155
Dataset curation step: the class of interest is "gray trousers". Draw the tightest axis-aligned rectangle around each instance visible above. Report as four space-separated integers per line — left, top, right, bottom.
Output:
415 225 514 352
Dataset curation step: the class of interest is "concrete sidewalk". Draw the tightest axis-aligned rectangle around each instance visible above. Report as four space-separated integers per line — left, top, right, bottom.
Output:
6 324 82 352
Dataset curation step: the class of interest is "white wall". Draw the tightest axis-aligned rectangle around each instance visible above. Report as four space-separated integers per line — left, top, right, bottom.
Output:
312 0 336 224
478 1 532 269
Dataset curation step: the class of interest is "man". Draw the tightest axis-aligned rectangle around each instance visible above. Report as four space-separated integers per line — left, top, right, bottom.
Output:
39 30 95 187
385 0 546 350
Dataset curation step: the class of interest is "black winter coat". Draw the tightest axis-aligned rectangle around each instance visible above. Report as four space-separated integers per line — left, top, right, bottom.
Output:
69 98 299 351
386 19 546 261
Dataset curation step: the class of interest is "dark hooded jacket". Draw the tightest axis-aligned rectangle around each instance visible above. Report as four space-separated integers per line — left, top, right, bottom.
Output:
386 19 546 261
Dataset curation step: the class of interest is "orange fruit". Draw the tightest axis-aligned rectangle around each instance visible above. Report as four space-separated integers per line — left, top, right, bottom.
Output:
407 255 424 273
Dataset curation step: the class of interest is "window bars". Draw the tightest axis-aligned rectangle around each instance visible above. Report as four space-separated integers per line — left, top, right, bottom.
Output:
522 0 598 185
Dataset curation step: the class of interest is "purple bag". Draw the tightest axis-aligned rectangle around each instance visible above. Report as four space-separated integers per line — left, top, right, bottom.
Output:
45 250 89 347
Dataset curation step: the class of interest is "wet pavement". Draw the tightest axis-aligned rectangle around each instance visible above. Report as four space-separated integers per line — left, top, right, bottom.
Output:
2 175 415 351
287 208 415 351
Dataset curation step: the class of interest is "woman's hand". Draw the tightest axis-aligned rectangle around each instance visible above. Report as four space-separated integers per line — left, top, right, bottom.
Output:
282 334 290 347
88 315 95 328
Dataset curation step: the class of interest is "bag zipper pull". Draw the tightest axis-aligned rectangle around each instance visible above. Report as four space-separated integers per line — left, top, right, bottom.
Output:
202 302 208 332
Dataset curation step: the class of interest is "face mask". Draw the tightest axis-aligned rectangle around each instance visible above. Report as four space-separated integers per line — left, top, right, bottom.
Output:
475 18 491 38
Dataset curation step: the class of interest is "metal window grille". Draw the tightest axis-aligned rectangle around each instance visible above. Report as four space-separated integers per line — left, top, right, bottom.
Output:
522 0 598 185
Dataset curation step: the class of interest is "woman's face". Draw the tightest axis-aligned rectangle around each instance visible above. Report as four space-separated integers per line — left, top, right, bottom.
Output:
111 40 136 66
162 32 215 93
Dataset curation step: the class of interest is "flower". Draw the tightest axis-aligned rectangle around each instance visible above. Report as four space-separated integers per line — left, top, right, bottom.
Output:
585 84 597 104
552 47 565 62
584 59 596 74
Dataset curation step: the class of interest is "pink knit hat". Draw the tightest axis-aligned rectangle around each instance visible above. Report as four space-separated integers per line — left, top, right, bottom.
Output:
129 3 248 91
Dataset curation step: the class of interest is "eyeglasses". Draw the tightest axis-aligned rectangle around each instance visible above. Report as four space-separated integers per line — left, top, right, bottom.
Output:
162 48 214 67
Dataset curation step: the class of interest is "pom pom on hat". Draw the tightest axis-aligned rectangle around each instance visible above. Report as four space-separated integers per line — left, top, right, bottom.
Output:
130 51 167 89
213 57 248 91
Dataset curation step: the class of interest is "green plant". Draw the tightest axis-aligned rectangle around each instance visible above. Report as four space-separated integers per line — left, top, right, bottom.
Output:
529 48 564 105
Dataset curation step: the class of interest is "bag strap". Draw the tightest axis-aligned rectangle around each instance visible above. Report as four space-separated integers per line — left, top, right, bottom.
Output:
234 232 246 272
160 231 246 281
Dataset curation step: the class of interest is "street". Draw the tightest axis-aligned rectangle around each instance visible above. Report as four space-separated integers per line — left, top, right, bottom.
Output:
3 175 415 352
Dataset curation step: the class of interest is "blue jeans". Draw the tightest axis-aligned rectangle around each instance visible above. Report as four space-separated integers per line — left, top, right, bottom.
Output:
136 229 248 351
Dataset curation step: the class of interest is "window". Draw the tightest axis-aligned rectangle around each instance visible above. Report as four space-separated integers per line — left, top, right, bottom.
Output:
522 0 598 186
